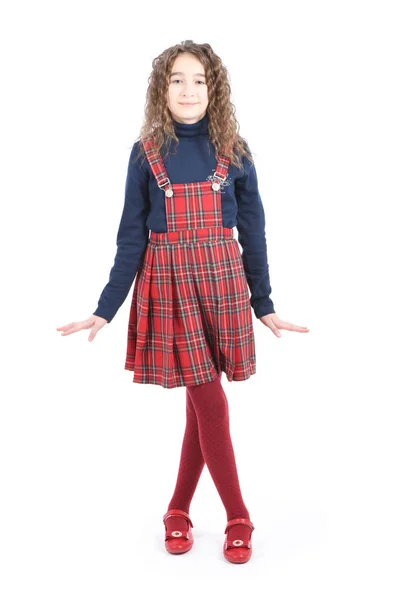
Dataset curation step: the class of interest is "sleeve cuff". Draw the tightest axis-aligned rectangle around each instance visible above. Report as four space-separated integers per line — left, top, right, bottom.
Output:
253 297 275 319
93 309 112 323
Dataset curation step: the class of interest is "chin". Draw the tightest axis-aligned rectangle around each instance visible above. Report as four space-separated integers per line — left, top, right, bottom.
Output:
177 107 205 117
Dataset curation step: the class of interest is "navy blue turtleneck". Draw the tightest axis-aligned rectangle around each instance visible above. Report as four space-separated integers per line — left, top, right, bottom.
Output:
93 113 275 322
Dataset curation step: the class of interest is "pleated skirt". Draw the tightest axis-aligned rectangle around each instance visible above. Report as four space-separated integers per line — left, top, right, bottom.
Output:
124 226 256 388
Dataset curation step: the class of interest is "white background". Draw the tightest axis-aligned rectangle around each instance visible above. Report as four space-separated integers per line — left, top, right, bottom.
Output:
1 0 399 597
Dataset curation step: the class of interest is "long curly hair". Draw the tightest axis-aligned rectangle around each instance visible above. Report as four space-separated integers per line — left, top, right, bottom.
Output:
133 40 254 172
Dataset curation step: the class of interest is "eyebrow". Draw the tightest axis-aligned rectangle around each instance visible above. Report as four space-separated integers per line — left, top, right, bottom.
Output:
170 72 206 78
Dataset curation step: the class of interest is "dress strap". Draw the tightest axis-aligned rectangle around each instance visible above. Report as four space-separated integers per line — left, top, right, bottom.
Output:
214 153 231 182
142 136 171 190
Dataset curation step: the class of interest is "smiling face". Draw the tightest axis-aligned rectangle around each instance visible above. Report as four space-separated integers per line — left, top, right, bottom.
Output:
166 52 209 124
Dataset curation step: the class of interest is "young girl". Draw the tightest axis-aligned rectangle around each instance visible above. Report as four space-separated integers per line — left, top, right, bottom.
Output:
57 40 309 564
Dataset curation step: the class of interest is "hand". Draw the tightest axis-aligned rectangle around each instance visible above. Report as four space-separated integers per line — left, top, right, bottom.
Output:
258 312 309 338
56 315 108 342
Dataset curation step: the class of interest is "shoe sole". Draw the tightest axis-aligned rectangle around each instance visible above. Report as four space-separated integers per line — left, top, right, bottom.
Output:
166 544 193 554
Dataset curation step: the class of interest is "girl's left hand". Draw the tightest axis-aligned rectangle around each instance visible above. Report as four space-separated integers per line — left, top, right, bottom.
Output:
258 313 309 338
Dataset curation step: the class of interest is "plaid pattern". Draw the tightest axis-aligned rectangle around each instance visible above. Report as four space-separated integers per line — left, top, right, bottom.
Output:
124 138 256 388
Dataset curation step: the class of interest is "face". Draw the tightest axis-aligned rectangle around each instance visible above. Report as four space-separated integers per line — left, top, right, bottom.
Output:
166 53 209 124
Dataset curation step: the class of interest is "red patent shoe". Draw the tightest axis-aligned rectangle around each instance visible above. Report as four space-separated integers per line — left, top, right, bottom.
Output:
223 517 255 564
163 508 194 554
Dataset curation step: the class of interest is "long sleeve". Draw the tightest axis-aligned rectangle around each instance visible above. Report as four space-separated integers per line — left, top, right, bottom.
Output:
93 142 150 323
235 156 275 319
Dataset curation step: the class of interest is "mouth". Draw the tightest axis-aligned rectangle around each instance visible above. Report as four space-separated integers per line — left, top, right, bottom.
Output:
179 103 197 106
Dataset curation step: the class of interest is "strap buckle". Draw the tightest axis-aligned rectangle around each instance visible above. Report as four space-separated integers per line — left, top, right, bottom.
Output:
212 173 226 183
158 177 171 190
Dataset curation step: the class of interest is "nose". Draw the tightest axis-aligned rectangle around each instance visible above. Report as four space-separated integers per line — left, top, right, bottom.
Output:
182 83 196 97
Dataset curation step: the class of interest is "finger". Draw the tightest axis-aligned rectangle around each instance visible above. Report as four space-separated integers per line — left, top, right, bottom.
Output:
277 322 309 332
59 326 81 336
265 321 281 337
59 322 89 336
258 316 278 337
88 325 100 342
56 323 76 332
61 323 86 336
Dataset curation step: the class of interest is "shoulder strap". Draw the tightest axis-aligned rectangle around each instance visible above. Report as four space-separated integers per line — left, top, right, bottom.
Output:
214 153 230 181
141 137 170 189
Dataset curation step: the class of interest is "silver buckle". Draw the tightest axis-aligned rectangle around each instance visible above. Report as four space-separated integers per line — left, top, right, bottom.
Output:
213 173 226 183
158 178 171 190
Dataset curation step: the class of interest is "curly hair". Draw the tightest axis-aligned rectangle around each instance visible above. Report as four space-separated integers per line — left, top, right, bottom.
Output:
133 40 254 172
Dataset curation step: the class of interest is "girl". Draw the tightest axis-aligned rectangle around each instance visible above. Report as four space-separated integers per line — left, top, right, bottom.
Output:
57 40 309 564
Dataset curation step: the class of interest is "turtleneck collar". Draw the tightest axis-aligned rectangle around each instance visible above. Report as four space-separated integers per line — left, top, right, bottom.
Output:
172 112 209 138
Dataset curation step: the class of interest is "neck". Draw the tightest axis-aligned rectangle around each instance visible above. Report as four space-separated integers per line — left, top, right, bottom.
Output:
172 112 209 138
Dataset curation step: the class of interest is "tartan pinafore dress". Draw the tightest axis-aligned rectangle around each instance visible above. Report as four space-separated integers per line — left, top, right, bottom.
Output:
124 136 256 389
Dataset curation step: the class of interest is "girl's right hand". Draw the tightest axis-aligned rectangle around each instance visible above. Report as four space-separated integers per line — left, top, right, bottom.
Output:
56 315 108 342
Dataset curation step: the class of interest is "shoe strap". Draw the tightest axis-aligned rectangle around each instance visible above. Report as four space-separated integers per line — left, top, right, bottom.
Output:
163 508 194 528
224 517 255 534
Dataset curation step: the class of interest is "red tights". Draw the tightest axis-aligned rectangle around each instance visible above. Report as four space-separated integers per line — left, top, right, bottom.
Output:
167 372 251 541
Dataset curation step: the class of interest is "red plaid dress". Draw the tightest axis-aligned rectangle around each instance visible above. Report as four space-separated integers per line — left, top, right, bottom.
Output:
124 136 256 388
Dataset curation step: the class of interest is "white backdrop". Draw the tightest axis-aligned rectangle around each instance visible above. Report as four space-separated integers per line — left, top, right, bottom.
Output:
1 0 399 597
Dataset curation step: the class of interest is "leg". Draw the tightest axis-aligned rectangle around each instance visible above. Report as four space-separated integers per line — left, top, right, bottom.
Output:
186 374 251 544
164 373 222 535
167 387 207 513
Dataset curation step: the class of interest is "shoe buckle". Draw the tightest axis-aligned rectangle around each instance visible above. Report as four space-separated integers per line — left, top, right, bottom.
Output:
171 531 183 537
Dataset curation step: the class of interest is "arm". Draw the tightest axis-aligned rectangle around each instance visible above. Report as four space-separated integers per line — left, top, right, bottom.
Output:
235 155 275 319
93 142 150 323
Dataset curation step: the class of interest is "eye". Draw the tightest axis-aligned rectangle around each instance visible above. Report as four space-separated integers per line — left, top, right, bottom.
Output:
170 79 206 84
